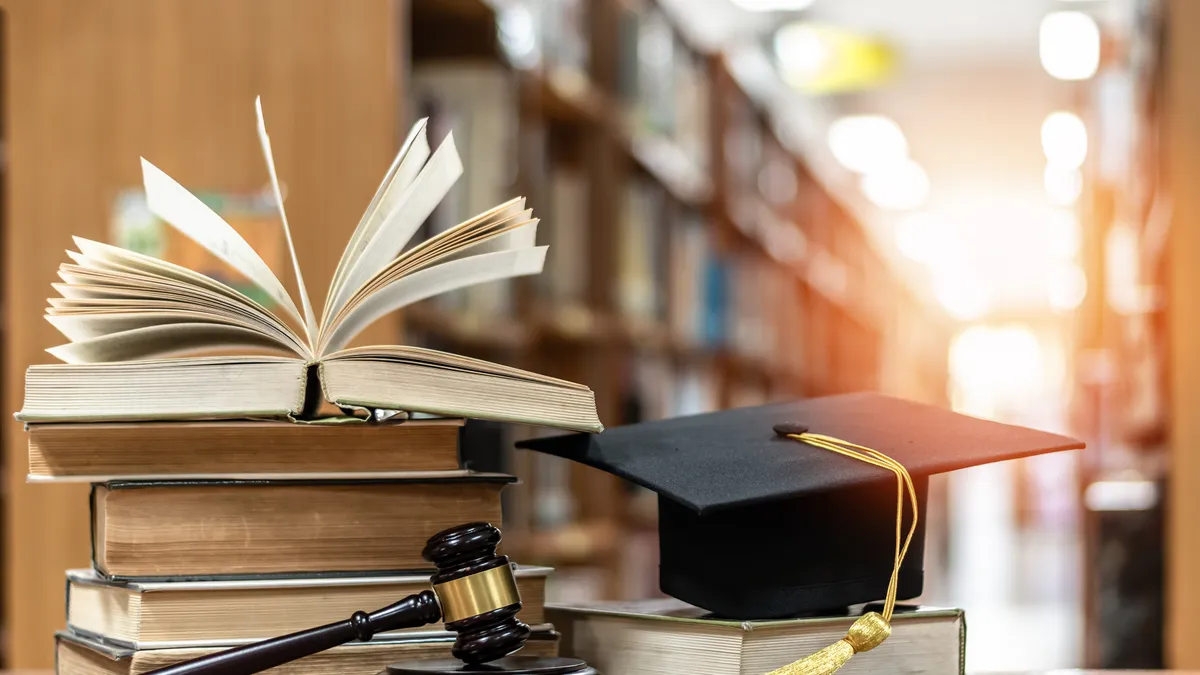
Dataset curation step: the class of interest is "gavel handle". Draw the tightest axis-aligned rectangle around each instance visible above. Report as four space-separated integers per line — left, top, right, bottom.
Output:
144 590 442 675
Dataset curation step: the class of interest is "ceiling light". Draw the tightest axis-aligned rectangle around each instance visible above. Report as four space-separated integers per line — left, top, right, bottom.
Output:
774 22 896 94
1044 163 1083 205
1040 11 1101 81
774 23 831 84
731 0 817 10
1041 111 1088 169
827 115 908 174
860 159 929 210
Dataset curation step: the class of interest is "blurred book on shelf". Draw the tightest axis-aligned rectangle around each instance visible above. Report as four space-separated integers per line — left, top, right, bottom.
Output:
541 166 590 311
667 211 711 347
617 177 668 324
401 0 937 608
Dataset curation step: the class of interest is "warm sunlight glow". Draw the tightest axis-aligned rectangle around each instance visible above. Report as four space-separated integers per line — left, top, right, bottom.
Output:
1044 163 1083 205
1048 263 1088 311
934 265 990 321
1047 210 1082 259
952 325 1044 390
732 0 817 10
1040 11 1101 81
827 115 908 174
861 160 929 210
895 212 959 264
950 324 1046 407
1042 112 1088 169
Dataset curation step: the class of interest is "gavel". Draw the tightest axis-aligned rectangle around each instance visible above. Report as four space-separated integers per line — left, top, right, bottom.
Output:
145 522 530 675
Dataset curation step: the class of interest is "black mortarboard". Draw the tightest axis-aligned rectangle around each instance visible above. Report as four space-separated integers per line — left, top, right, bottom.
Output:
517 392 1084 620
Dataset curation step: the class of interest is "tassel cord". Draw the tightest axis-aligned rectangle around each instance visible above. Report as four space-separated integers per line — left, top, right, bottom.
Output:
764 432 920 675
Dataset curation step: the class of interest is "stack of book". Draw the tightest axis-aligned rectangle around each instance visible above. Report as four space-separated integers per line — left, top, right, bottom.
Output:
31 419 562 675
15 106 602 675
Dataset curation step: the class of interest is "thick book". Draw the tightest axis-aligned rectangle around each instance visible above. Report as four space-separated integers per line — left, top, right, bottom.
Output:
15 102 601 433
65 566 551 647
548 599 966 675
28 419 464 481
56 627 561 675
90 476 511 579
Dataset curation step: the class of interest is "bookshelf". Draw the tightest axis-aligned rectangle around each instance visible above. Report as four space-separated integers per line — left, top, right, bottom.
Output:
0 0 405 666
404 0 921 600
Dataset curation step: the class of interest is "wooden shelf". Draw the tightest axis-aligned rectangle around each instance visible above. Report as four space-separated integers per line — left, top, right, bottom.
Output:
405 0 930 604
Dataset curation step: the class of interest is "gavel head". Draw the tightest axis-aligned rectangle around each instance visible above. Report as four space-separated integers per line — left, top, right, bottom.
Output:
422 522 530 665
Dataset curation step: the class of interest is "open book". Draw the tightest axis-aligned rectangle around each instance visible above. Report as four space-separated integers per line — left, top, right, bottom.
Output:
17 99 602 432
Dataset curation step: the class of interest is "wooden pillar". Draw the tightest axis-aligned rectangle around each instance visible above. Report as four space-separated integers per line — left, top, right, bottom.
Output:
1166 0 1200 667
0 0 403 665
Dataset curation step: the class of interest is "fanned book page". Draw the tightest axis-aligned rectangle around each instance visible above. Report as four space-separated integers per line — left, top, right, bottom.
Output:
17 100 602 433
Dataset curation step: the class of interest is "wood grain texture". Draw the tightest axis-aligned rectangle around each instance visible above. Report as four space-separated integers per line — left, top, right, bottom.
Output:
0 0 403 665
1166 0 1200 667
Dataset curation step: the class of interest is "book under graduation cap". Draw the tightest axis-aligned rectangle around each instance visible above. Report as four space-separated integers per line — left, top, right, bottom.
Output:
15 100 601 432
520 392 1085 674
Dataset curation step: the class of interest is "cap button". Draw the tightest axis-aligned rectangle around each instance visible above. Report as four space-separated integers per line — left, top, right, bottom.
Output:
773 422 809 436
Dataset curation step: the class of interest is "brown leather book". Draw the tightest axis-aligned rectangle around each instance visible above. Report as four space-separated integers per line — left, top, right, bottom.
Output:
90 476 512 579
27 419 464 481
66 567 550 648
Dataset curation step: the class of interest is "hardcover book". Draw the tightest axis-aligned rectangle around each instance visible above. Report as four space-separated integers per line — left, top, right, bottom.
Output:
89 476 512 579
56 628 561 675
16 100 601 432
65 566 551 647
28 419 465 481
548 599 966 675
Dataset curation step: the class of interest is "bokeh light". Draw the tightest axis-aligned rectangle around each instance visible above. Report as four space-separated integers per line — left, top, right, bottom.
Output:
1044 163 1083 206
1041 111 1089 169
1039 11 1101 81
860 159 929 210
827 115 909 174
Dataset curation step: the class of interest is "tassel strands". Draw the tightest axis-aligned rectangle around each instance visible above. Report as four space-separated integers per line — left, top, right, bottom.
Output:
764 432 919 675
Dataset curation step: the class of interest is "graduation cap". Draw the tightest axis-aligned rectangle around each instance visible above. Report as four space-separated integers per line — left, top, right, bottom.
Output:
517 393 1084 622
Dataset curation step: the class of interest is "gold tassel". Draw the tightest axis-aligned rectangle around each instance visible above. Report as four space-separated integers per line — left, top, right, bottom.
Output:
766 612 892 675
764 432 919 675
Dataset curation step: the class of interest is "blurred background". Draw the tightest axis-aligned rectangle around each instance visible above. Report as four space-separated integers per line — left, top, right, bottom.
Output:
1 0 1196 672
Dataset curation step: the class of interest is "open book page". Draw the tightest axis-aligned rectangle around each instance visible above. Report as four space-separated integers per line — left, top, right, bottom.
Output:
323 132 463 324
51 274 299 348
320 201 539 352
140 158 308 353
317 199 536 352
255 97 316 345
68 238 294 332
57 239 307 355
56 263 291 332
46 323 291 364
321 245 546 353
323 119 431 326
